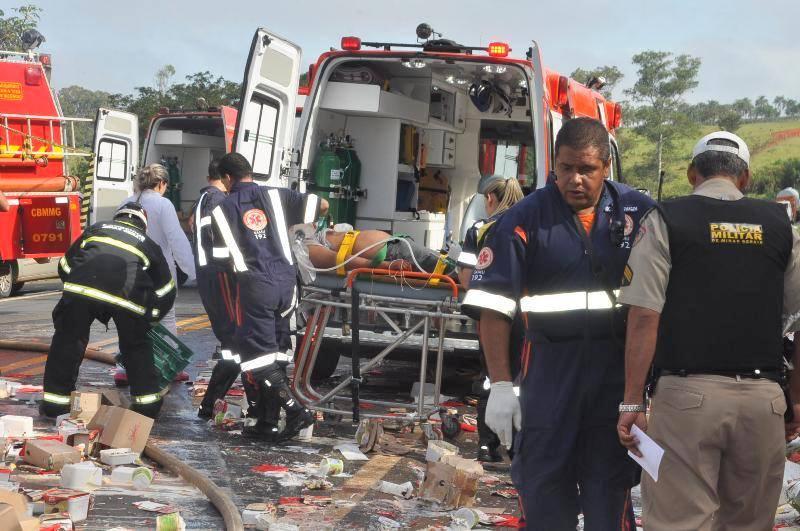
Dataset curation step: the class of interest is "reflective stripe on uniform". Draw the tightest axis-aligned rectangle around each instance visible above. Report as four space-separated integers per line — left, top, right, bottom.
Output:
280 286 297 318
212 206 249 272
462 289 517 318
212 247 229 258
304 193 320 224
239 352 292 372
151 308 160 318
221 349 242 364
155 279 175 298
132 390 166 404
63 282 146 315
267 188 294 265
82 236 150 269
519 290 620 313
59 256 71 274
43 392 71 404
458 252 477 267
195 192 209 267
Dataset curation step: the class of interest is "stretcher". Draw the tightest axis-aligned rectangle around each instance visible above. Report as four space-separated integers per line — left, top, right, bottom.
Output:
292 268 477 423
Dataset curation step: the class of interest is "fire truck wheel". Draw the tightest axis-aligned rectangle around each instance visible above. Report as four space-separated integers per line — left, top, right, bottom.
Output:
0 262 15 299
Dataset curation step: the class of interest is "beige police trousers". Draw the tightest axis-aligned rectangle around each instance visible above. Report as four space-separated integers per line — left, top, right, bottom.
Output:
642 374 786 531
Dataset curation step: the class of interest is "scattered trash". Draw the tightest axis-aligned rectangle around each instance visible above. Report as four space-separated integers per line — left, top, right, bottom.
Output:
134 500 179 514
303 478 333 490
451 507 481 528
334 442 369 461
22 440 81 471
376 515 402 529
420 455 484 509
99 448 138 466
318 457 343 476
87 406 153 454
1 415 33 438
42 488 92 523
242 502 277 528
297 424 314 441
251 463 290 474
375 480 414 499
491 487 518 499
156 511 186 531
60 462 102 491
69 391 102 422
38 512 74 530
427 439 459 463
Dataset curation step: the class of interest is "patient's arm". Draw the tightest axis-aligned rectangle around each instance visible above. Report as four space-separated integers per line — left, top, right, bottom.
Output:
308 245 377 271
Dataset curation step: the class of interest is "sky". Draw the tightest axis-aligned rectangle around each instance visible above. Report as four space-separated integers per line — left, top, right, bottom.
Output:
24 0 800 104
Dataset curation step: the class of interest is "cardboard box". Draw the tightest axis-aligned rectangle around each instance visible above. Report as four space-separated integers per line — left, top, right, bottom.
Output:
38 512 74 530
69 392 101 423
0 416 33 438
43 489 91 523
419 454 483 509
0 491 28 519
22 440 81 471
90 406 153 454
0 492 35 530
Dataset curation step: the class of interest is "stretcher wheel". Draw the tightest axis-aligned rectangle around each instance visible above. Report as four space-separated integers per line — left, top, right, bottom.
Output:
441 411 462 439
298 334 342 380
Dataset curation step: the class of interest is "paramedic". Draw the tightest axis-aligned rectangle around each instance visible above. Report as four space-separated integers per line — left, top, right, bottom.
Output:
188 159 258 418
115 164 196 385
211 153 328 441
617 132 800 530
463 118 655 530
457 174 524 462
40 203 175 419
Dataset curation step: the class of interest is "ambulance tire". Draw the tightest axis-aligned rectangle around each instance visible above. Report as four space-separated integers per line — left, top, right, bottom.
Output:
0 262 15 299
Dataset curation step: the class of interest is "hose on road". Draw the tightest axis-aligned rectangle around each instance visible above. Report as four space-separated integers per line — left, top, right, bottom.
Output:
0 339 244 531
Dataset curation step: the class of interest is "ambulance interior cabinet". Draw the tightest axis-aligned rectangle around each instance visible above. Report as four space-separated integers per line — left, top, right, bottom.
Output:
423 129 456 168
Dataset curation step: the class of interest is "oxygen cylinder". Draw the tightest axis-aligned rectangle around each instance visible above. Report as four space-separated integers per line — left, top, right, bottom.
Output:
335 140 361 226
312 140 342 223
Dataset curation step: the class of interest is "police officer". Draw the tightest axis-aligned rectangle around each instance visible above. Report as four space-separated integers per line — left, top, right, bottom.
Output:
458 174 524 462
617 131 800 530
463 118 655 529
211 153 328 441
41 203 176 419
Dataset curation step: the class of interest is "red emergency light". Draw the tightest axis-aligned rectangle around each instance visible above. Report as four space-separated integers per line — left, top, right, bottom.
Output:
487 42 510 58
556 75 570 109
24 66 42 86
341 37 362 51
609 102 623 129
298 86 310 96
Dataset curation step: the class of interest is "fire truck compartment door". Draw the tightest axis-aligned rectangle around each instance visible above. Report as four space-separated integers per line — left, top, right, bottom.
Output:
234 28 301 187
90 108 139 224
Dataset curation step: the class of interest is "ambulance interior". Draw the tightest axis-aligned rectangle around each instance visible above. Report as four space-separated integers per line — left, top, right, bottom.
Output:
142 115 228 220
300 57 534 252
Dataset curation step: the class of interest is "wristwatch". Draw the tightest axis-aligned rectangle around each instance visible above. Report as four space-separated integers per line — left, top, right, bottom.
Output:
618 403 646 413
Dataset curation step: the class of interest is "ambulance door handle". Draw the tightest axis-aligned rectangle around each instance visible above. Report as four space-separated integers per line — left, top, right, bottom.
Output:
243 130 250 142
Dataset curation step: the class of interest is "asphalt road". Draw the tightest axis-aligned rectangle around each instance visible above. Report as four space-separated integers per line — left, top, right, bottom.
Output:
0 280 522 530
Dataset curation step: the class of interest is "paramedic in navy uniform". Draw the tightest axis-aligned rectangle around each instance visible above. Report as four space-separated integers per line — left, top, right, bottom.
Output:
211 153 328 441
463 118 655 530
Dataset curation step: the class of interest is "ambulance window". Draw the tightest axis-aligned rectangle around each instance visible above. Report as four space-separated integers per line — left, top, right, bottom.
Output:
478 120 535 190
96 139 128 182
241 95 280 178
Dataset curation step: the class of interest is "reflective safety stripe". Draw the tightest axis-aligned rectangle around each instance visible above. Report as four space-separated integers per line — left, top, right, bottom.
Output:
280 287 297 318
195 192 209 267
155 279 176 298
520 290 620 313
221 349 242 364
267 188 293 265
462 289 517 319
513 386 520 397
211 247 229 258
132 391 165 404
482 377 491 391
82 236 150 269
151 309 160 318
458 252 477 267
304 194 320 224
43 392 71 404
59 256 71 274
63 282 146 315
240 352 292 372
212 206 248 272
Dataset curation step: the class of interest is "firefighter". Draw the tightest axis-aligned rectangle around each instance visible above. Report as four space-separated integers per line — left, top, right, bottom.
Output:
40 203 176 419
457 174 524 462
463 118 655 529
617 132 800 530
211 153 328 441
192 159 262 419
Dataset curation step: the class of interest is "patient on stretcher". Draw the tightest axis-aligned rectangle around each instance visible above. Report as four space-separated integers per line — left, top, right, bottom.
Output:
291 223 456 276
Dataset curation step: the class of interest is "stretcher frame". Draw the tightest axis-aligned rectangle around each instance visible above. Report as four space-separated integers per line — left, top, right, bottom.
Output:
292 268 474 423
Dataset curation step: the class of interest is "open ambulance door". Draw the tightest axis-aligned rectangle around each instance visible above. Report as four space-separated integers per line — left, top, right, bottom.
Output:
233 28 302 187
89 109 139 224
527 41 549 187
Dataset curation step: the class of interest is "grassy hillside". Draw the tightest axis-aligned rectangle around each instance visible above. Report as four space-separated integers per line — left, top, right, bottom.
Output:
620 119 800 198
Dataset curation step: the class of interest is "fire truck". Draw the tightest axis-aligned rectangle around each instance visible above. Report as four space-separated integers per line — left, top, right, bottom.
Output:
0 49 94 298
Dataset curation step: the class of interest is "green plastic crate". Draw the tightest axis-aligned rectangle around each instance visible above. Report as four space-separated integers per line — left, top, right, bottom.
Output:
147 323 195 390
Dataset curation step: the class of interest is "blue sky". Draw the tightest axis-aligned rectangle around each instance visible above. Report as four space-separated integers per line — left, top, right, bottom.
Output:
27 0 800 104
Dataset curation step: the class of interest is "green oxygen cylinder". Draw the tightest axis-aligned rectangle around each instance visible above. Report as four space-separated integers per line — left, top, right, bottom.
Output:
312 140 342 223
335 139 361 226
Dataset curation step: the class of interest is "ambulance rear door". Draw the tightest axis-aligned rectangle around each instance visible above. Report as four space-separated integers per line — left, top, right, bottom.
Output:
233 28 302 187
89 108 139 224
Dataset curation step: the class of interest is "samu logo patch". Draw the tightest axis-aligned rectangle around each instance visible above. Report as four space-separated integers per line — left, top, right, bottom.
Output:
476 247 494 269
243 209 268 231
709 222 763 245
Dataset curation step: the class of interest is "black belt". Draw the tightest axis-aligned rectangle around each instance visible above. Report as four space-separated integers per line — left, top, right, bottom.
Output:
660 369 782 383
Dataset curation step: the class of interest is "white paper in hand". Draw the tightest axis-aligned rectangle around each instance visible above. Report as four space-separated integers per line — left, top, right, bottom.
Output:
627 424 664 482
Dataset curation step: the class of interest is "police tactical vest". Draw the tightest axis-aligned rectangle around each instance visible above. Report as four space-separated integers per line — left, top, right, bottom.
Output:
655 195 792 372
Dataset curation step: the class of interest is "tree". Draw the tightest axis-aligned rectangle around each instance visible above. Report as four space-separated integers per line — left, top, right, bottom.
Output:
569 65 624 99
774 96 787 118
754 95 778 120
624 51 701 189
732 98 754 121
716 108 742 132
0 4 42 51
154 64 176 95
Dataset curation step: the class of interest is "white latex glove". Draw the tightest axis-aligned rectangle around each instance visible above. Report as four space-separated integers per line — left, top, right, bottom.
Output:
485 381 522 449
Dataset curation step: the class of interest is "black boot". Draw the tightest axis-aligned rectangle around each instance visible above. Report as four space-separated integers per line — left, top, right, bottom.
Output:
39 401 69 419
198 360 240 419
242 385 281 442
255 365 314 442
